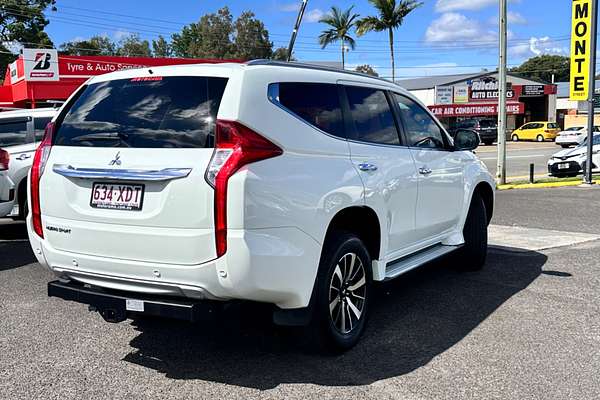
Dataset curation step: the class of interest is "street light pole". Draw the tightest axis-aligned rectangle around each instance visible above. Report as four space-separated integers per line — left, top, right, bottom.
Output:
497 0 508 185
584 0 598 185
286 0 308 62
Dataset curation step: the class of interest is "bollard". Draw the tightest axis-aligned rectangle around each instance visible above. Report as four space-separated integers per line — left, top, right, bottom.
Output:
529 163 534 184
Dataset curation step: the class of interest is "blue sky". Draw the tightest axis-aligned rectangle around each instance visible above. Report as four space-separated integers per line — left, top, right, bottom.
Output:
43 0 573 79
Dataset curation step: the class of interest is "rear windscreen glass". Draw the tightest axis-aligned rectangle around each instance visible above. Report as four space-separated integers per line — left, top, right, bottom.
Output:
479 120 497 128
54 76 228 148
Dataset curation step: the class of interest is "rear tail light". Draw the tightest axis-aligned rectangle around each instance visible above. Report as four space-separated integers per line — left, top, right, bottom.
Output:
0 149 8 171
206 120 283 257
30 122 55 238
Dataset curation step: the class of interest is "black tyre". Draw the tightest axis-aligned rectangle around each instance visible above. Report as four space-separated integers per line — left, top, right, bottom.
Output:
483 140 494 146
511 134 519 142
536 134 544 142
457 194 488 271
309 232 372 352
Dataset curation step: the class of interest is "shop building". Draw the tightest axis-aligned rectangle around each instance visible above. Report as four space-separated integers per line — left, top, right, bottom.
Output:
397 71 557 133
0 48 239 109
555 80 600 129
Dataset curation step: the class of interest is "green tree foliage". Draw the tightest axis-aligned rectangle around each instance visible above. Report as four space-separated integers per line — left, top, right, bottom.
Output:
0 0 55 73
233 11 272 60
152 35 171 58
59 35 116 56
355 64 379 77
171 7 274 60
171 7 234 59
356 0 422 82
318 6 359 69
271 47 292 61
116 34 151 57
510 55 570 83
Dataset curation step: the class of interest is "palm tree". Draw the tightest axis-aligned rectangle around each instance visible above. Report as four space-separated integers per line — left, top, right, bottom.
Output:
356 0 423 82
318 6 359 69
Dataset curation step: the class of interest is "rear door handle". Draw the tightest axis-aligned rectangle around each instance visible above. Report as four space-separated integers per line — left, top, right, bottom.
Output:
358 163 378 172
16 153 32 161
419 167 433 175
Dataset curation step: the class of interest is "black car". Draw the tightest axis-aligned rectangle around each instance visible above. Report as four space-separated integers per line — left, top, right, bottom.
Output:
451 119 498 145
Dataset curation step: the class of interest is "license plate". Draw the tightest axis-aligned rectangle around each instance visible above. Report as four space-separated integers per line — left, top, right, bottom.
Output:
126 299 145 312
558 163 570 170
90 182 144 211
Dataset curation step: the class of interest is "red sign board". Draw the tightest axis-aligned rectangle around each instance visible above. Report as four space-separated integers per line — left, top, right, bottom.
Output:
429 102 525 117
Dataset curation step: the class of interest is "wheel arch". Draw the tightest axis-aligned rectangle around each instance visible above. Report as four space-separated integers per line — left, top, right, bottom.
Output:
323 206 381 262
472 181 494 225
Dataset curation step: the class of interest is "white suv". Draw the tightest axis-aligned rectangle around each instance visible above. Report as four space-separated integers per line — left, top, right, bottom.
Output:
28 61 494 351
0 108 57 219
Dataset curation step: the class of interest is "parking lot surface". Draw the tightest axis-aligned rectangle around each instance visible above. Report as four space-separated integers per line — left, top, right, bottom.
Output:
1 187 600 400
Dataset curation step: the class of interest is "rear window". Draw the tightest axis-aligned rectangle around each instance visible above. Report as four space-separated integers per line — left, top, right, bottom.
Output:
548 123 558 129
274 82 345 138
0 118 29 147
479 120 497 128
54 76 228 148
34 117 52 141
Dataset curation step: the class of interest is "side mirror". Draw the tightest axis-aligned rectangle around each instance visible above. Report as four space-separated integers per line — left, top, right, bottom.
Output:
454 129 480 151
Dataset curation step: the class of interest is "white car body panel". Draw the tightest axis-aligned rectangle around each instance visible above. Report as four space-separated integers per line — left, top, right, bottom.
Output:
555 127 587 146
28 63 495 310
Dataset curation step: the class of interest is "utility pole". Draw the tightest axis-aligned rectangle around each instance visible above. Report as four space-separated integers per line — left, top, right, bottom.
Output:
584 0 598 185
286 0 308 62
496 0 508 185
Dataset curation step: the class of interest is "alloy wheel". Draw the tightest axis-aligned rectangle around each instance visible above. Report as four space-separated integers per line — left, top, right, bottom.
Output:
328 252 367 335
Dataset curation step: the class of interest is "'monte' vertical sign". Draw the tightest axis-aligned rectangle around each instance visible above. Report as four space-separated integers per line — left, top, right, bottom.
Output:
570 0 593 101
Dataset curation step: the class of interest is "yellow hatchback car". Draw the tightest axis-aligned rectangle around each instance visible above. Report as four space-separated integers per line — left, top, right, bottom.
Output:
511 121 560 142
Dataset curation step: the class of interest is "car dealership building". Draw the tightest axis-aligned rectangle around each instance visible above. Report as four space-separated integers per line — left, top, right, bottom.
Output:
397 71 558 132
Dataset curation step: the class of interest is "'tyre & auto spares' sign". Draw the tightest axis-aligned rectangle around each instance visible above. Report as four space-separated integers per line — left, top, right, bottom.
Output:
435 86 453 104
521 85 545 96
428 102 525 117
469 78 514 101
570 0 592 101
22 48 59 81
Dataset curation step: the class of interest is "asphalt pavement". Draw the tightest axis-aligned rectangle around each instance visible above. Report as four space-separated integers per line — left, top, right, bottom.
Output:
476 141 560 180
1 187 600 399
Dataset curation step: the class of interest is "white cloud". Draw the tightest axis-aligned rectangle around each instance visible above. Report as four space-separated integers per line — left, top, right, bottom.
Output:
509 36 568 59
305 9 326 23
279 3 300 12
113 30 131 41
436 0 520 12
425 13 496 43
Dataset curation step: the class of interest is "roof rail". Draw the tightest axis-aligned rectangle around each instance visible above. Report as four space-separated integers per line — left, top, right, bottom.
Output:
0 107 26 111
246 59 400 87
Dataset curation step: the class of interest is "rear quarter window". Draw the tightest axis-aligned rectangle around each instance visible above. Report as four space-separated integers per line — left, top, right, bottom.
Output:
54 76 228 148
272 82 345 139
0 118 29 147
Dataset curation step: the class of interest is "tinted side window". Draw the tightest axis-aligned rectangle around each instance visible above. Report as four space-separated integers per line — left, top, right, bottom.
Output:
55 77 228 148
548 123 558 129
275 82 345 138
0 119 29 147
34 117 52 141
345 86 399 145
393 94 447 149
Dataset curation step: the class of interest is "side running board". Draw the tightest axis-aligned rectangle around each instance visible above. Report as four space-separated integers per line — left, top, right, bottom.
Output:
384 244 460 281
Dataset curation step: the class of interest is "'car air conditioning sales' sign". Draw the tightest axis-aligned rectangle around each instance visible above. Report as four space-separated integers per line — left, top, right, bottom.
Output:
570 0 593 101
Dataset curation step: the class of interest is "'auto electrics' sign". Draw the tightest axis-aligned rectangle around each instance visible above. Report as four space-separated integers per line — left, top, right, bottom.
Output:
470 78 514 101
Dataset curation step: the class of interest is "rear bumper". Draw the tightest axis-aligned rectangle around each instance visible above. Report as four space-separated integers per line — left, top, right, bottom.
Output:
28 217 322 309
48 280 220 322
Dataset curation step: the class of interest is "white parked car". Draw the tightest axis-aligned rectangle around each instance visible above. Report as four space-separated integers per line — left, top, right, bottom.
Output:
0 148 14 217
548 134 600 177
28 61 495 351
0 108 57 219
555 126 599 148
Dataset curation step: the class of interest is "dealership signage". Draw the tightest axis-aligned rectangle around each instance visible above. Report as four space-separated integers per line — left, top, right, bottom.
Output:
570 0 592 101
435 86 453 104
22 48 59 81
469 78 514 100
429 102 525 117
521 85 545 97
453 85 469 103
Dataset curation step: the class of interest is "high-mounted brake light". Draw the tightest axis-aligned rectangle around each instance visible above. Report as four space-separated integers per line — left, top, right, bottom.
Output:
30 122 55 238
0 149 8 171
206 120 283 257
